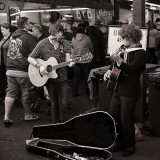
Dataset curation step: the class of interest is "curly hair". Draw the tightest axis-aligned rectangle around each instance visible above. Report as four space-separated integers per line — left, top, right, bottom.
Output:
119 24 142 44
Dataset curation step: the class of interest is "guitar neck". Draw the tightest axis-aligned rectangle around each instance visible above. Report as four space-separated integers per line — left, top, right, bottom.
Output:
52 61 70 70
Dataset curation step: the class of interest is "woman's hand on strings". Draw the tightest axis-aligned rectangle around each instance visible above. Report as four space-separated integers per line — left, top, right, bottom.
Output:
110 51 123 66
104 70 112 81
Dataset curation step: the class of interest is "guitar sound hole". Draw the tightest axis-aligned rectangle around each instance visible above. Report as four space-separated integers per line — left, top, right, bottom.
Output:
47 65 52 72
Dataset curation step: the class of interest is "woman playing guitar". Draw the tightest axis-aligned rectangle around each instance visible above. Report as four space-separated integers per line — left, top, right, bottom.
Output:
104 24 147 157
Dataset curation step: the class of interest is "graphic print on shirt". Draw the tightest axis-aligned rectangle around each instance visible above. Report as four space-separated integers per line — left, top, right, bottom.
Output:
7 37 22 59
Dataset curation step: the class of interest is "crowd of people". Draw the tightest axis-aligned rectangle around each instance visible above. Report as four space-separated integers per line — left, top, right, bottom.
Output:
0 17 106 125
0 16 155 157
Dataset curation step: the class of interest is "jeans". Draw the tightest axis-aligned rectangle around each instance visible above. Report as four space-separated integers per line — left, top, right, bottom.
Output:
46 80 68 123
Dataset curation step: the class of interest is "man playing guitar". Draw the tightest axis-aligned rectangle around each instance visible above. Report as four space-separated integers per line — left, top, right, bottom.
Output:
104 24 147 157
28 23 74 124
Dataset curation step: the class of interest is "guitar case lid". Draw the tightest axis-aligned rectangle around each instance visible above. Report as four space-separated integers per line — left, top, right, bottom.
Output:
31 111 117 150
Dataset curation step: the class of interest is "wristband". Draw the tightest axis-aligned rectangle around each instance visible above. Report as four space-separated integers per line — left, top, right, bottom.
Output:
35 63 41 69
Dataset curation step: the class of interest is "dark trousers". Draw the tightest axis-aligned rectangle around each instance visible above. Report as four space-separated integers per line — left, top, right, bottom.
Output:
109 92 136 149
72 63 91 94
148 47 157 64
46 80 68 123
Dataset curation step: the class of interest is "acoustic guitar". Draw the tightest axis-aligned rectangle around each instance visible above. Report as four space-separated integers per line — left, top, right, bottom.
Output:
28 54 92 87
106 47 123 92
106 47 142 92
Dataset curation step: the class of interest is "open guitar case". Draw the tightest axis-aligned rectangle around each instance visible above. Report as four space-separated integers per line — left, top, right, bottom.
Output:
26 111 117 160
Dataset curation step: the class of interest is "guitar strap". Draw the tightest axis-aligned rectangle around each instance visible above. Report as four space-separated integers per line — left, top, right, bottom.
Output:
124 48 143 64
124 53 127 63
126 48 142 53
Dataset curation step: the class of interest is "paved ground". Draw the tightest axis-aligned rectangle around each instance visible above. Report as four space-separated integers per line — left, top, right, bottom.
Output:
0 82 160 160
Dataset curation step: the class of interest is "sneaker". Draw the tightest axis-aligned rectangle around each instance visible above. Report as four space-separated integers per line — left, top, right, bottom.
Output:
4 119 13 126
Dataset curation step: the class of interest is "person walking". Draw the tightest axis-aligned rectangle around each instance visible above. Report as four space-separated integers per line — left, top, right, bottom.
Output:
30 24 50 113
4 17 38 126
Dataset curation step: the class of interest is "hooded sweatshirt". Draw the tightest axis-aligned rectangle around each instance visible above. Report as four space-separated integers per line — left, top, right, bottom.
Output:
6 29 37 72
72 33 93 63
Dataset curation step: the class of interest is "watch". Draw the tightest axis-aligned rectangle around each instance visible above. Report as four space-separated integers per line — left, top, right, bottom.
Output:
0 3 5 10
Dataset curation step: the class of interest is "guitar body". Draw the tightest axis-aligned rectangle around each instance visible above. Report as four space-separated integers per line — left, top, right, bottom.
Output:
28 57 58 87
28 53 93 87
106 67 121 92
106 47 142 92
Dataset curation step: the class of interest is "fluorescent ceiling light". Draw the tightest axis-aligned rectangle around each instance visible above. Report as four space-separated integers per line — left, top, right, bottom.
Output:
130 2 160 10
129 1 160 8
20 7 89 13
10 7 89 16
150 6 157 10
72 8 89 10
145 2 160 8
10 11 20 16
63 14 73 18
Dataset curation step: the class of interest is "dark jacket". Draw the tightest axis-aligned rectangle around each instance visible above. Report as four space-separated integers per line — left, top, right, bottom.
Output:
86 26 106 68
109 49 147 99
0 35 11 66
7 29 37 72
